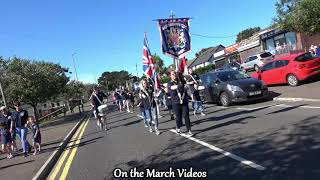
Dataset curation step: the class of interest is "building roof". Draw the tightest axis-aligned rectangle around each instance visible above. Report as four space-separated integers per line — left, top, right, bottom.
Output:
189 45 225 67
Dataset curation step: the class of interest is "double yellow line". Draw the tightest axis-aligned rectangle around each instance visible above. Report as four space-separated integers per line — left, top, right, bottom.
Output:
49 118 90 180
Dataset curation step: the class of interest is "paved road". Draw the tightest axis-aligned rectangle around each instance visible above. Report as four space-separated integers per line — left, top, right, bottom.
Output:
48 101 320 180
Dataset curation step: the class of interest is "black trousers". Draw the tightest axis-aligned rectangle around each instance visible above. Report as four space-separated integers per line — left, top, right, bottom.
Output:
173 103 191 131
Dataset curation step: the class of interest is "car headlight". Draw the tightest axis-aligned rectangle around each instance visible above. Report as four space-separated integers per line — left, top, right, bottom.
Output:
227 84 243 92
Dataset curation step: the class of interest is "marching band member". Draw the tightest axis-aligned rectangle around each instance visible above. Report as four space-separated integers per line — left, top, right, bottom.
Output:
167 70 193 136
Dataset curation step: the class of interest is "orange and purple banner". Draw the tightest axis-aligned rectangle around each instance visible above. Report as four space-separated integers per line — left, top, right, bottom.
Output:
158 18 191 58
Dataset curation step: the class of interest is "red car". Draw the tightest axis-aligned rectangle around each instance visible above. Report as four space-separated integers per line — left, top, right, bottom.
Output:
251 52 320 86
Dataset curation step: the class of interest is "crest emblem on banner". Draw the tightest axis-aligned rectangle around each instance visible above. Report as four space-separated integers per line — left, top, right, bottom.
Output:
158 18 191 59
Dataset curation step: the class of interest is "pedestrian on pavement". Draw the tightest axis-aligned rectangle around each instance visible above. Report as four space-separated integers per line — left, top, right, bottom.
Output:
139 79 160 135
0 106 18 153
0 106 14 159
168 71 193 136
192 84 205 116
90 86 108 131
11 101 32 157
28 116 41 155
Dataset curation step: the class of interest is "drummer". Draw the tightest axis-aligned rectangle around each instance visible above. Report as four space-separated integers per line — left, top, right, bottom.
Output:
185 68 202 110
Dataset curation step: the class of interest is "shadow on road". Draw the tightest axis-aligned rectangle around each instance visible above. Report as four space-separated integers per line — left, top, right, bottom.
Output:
106 115 320 180
266 104 308 115
0 160 35 170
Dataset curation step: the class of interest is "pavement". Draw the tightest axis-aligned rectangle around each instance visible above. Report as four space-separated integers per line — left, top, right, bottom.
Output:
46 101 320 180
0 108 89 180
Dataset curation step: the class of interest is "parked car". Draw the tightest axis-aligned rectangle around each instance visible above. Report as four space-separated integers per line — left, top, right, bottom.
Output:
216 62 241 71
199 70 268 106
240 52 274 72
251 52 320 86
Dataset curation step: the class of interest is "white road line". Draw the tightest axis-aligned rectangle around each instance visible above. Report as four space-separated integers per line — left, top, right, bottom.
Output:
274 97 320 102
170 129 266 171
235 104 280 111
275 104 320 109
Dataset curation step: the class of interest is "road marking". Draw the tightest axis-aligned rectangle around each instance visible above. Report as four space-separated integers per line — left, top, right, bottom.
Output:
48 120 86 180
274 104 320 109
59 119 90 180
274 97 320 102
234 104 280 111
170 129 266 171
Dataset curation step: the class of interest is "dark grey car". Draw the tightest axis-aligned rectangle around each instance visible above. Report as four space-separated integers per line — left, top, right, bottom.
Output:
199 70 268 106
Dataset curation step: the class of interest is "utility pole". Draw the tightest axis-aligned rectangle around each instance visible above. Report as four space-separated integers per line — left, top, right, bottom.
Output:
0 80 7 107
71 53 83 113
136 63 139 80
72 53 79 81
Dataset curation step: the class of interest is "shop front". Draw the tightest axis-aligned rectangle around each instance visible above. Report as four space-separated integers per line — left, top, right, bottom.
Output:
260 28 300 55
224 43 240 63
213 49 226 68
238 33 262 63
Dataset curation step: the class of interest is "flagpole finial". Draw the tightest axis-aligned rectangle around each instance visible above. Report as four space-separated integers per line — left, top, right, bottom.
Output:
169 11 175 19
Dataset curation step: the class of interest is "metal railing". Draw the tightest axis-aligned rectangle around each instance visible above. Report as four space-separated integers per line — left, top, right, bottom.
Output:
38 107 66 122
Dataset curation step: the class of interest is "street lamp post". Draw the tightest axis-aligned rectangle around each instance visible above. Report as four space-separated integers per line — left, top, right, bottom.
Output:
72 53 79 81
71 53 84 113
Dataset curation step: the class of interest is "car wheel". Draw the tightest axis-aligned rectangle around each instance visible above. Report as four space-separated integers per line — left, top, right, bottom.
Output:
287 74 300 86
220 92 231 107
254 65 259 72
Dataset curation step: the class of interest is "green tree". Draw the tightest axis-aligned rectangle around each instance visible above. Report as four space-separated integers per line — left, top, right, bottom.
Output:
236 27 261 43
193 64 216 75
152 54 166 75
98 70 131 90
0 57 9 106
5 58 69 118
274 0 320 35
61 80 85 111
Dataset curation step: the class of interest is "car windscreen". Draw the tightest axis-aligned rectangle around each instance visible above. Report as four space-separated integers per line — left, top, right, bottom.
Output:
216 71 250 82
230 62 240 68
260 52 273 58
295 52 317 62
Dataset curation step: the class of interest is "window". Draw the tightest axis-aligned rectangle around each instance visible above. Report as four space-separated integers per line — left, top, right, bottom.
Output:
285 32 297 46
201 74 215 86
57 102 60 106
43 104 47 108
260 52 273 58
274 60 288 68
249 56 257 62
295 52 316 62
266 38 275 54
216 71 249 82
261 62 273 72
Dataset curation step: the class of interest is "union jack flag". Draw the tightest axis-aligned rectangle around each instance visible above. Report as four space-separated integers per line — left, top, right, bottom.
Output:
143 33 155 78
142 33 161 91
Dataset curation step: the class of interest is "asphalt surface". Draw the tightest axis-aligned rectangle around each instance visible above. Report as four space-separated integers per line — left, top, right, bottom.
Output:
48 100 320 180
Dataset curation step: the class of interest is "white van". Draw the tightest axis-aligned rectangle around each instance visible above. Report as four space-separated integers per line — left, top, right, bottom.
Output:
240 52 274 72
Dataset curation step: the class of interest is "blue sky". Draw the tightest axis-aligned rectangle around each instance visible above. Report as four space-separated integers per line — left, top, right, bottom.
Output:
0 0 277 83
